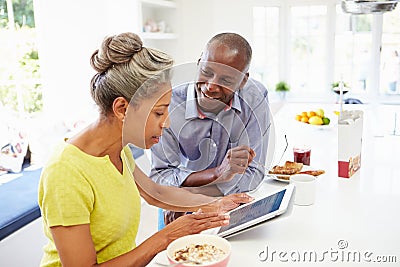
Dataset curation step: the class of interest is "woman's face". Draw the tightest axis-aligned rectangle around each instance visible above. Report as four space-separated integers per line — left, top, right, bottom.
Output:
123 83 172 149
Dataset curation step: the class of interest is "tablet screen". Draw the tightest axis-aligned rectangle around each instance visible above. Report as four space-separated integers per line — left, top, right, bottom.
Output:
217 189 286 234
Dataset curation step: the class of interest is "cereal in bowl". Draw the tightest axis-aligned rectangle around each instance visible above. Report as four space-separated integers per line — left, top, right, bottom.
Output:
173 243 226 264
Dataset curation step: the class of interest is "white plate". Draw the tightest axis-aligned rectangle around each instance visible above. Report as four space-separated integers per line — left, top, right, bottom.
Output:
267 165 320 183
151 250 168 266
267 174 291 183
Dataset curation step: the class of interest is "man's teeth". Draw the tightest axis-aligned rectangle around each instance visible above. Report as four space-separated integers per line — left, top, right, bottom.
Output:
203 92 217 99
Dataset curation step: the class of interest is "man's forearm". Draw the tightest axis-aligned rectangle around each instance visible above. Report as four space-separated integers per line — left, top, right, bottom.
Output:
181 167 220 187
183 185 223 197
181 166 235 187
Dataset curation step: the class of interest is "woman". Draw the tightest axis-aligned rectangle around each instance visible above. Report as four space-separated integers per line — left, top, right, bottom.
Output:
38 32 252 267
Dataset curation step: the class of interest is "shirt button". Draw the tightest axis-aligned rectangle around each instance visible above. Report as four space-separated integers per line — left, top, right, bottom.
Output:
213 143 217 147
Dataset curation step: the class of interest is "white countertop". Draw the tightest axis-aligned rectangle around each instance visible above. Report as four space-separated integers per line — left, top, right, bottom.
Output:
141 102 400 267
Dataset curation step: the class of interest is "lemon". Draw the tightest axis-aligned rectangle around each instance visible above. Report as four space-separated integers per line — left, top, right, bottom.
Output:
315 108 324 117
307 111 316 117
308 116 323 125
301 116 309 123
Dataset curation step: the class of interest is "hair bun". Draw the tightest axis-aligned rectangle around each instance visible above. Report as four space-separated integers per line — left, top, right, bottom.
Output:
90 32 143 73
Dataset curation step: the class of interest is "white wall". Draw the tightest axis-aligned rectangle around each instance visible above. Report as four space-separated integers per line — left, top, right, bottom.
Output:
179 0 214 63
179 0 253 64
33 0 140 122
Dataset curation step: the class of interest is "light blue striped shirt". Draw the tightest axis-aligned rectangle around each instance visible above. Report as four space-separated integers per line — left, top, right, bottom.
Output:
150 78 270 195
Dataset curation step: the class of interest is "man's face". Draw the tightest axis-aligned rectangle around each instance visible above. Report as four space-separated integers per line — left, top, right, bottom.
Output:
196 43 248 113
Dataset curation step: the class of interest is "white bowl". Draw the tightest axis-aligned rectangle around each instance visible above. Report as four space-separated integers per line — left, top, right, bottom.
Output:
166 234 231 267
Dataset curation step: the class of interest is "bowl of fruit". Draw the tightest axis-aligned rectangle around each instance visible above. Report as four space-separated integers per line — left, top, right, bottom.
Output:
295 108 333 129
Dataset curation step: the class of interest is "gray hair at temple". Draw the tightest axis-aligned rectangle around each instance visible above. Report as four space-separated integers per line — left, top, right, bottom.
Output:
90 32 174 115
206 32 252 72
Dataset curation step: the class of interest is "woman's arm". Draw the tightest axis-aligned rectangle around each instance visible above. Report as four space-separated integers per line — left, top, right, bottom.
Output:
50 213 230 267
134 165 215 210
134 166 253 213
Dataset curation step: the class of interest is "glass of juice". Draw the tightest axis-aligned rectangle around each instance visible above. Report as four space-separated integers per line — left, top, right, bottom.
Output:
293 146 311 165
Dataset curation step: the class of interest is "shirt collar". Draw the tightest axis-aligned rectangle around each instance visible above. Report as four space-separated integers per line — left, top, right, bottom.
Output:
185 83 199 119
230 92 242 112
185 83 242 120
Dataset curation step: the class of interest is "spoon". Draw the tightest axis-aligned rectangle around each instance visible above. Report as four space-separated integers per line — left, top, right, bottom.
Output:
253 134 288 174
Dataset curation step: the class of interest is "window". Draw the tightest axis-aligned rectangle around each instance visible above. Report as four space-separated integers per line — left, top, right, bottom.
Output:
334 5 372 93
252 0 400 97
252 6 280 91
0 0 41 176
290 5 327 93
380 7 400 95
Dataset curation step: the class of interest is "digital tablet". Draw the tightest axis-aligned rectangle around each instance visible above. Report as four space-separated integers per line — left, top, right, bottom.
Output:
211 184 294 238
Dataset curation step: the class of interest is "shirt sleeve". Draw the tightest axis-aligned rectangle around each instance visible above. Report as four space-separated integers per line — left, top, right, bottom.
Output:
149 127 193 187
216 82 271 195
39 161 94 227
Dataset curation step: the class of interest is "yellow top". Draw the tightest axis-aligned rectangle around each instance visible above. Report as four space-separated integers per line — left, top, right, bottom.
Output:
38 142 141 266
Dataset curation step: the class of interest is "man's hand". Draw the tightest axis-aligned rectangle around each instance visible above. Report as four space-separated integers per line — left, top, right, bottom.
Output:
181 145 256 187
215 145 256 183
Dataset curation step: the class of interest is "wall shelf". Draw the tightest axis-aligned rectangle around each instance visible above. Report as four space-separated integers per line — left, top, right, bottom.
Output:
138 0 180 59
139 0 178 36
141 0 177 9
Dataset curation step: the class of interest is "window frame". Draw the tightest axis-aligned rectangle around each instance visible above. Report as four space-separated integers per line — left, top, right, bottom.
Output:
250 0 399 99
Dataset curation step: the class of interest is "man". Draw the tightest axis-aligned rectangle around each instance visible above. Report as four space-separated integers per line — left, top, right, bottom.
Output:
150 32 271 224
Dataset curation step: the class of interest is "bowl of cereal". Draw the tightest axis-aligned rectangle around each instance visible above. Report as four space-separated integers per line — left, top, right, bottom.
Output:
166 234 231 267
